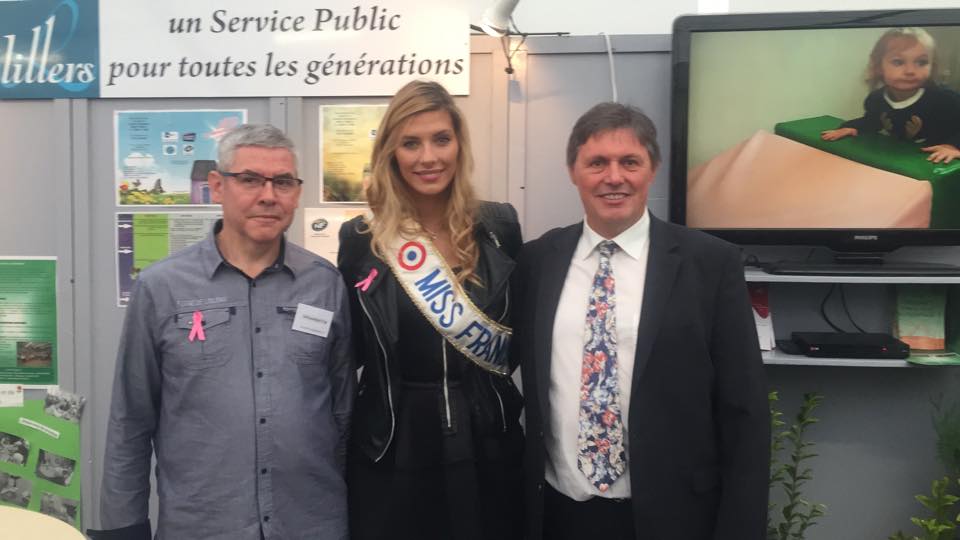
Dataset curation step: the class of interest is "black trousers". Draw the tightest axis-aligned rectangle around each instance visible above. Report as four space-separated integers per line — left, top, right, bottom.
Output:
543 483 635 540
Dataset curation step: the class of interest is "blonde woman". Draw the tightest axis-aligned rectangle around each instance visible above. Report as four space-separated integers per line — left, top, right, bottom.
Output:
338 80 524 539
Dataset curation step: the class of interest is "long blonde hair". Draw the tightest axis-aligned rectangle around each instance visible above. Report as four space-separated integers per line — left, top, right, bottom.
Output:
364 80 481 285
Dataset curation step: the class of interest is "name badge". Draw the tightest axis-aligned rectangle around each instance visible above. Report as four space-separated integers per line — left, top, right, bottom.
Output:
292 303 333 338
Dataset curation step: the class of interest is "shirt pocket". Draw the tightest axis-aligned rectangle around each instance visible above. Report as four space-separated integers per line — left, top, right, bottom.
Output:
168 306 238 370
277 305 329 365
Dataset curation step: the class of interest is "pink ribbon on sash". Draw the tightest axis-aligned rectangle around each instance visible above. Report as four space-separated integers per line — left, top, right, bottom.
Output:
355 268 378 292
188 310 206 342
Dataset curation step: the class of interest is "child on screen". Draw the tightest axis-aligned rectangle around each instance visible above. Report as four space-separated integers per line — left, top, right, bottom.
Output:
821 27 960 164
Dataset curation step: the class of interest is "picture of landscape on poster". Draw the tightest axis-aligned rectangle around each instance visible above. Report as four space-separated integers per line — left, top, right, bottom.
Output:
0 258 57 386
321 104 387 202
115 109 247 206
116 213 221 307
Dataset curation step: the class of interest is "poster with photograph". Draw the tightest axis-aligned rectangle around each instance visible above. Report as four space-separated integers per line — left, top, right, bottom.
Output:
0 400 81 529
42 389 85 425
320 104 387 202
0 471 32 508
0 432 29 466
39 491 80 527
0 258 57 386
303 206 368 262
117 212 222 307
35 450 75 487
115 109 247 206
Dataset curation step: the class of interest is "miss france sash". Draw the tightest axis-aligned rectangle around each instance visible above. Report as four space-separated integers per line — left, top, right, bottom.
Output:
385 235 512 375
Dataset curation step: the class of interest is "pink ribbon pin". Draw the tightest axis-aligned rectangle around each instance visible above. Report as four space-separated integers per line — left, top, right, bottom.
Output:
188 310 206 342
355 268 378 292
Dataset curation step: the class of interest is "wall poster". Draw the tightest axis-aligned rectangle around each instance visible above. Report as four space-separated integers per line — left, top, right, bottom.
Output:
320 104 387 202
0 399 82 530
116 213 222 307
0 258 57 386
303 206 368 261
115 109 247 206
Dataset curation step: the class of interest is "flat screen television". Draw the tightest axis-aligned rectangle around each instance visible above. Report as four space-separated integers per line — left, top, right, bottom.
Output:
670 9 960 271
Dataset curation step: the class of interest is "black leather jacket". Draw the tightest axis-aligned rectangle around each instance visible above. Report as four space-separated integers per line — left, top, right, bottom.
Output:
337 202 523 462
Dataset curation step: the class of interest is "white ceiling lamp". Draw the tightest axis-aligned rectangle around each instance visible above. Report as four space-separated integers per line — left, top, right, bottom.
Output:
479 0 520 37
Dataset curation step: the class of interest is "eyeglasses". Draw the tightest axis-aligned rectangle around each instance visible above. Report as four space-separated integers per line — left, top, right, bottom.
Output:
219 171 303 193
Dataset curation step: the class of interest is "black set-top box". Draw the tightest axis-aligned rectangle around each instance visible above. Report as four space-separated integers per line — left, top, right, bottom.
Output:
790 332 910 359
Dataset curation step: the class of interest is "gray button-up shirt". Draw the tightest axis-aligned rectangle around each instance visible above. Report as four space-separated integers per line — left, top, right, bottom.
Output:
100 224 354 540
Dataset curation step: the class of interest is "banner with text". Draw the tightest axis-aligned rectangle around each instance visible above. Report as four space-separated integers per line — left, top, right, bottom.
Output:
98 0 469 97
0 0 100 99
1 1 469 99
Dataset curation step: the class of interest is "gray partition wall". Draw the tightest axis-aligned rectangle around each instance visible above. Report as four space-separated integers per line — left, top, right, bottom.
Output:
510 35 674 238
1 33 958 539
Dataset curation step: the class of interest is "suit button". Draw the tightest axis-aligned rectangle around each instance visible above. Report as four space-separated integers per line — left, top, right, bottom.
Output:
538 483 544 492
538 431 544 439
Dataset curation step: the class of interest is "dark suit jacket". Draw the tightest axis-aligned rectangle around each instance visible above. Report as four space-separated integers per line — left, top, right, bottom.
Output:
514 215 769 540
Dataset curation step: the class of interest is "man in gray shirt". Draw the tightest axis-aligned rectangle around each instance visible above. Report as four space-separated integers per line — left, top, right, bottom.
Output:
91 124 354 540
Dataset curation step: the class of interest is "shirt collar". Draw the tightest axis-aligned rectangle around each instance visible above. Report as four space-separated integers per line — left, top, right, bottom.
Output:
200 219 294 279
577 209 650 261
885 87 925 110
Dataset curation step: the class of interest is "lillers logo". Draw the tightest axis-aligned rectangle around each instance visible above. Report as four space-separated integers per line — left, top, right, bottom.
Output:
1 2 95 89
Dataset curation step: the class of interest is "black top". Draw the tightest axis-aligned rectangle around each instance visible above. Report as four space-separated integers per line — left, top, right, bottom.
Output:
843 86 960 147
396 289 464 382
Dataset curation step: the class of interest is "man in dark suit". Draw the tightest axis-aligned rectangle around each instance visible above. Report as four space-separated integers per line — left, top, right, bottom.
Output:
514 102 769 540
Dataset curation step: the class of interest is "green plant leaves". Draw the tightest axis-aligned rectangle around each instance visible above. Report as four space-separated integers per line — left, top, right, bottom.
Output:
768 392 826 540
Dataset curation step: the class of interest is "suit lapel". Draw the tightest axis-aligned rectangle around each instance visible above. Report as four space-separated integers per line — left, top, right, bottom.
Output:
632 216 681 391
533 223 581 422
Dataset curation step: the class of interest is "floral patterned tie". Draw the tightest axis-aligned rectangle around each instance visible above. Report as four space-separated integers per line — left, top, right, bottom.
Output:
577 240 626 492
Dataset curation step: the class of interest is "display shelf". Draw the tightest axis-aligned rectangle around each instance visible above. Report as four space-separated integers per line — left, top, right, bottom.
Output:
745 268 960 284
762 349 912 367
747 267 960 366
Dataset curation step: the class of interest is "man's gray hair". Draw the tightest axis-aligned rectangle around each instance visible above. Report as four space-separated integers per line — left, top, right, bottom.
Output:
566 102 661 169
217 123 297 171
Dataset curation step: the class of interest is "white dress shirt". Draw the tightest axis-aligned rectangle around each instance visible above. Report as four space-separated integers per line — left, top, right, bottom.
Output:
545 211 650 500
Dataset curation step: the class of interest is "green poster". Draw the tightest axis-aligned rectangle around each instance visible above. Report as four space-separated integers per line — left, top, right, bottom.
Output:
132 213 170 270
0 258 57 385
0 399 81 530
117 212 220 306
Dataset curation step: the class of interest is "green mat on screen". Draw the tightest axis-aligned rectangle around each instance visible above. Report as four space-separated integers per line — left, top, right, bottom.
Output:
774 115 960 228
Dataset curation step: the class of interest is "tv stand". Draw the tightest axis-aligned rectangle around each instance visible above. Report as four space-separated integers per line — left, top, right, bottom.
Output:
744 267 960 367
768 259 960 277
832 252 885 265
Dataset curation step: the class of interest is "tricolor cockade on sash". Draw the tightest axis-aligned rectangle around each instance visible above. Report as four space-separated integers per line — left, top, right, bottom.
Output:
386 235 511 375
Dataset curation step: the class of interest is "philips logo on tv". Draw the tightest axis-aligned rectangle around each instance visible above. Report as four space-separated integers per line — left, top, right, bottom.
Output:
853 235 879 241
0 0 98 98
